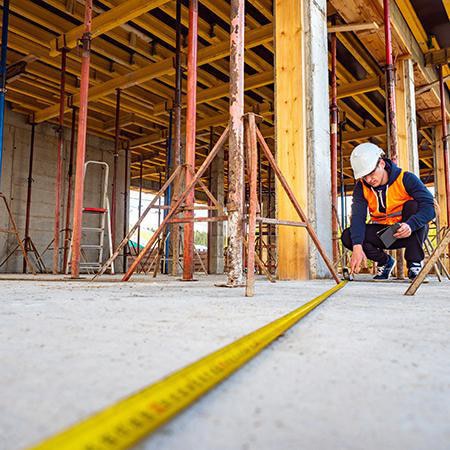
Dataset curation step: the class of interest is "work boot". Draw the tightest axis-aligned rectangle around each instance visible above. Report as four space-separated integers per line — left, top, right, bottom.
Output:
373 255 396 280
408 262 422 280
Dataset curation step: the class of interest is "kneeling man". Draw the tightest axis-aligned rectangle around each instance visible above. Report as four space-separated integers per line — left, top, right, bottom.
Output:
341 143 435 280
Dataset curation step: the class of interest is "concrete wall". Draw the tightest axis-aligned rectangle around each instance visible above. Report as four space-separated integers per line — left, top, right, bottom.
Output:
304 0 333 278
0 106 128 273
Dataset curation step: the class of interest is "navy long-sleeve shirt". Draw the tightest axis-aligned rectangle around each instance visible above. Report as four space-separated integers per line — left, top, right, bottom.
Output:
350 160 435 245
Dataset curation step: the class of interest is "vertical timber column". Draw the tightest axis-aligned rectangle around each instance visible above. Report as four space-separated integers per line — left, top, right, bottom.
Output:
53 48 67 274
182 0 198 281
396 58 419 174
70 0 92 278
304 0 332 277
275 0 308 279
435 125 448 228
208 140 225 274
227 0 245 286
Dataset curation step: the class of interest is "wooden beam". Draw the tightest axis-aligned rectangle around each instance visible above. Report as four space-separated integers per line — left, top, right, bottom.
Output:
424 48 450 67
48 0 170 56
328 22 379 33
336 75 382 99
34 24 273 123
153 71 273 113
103 112 136 131
342 126 387 142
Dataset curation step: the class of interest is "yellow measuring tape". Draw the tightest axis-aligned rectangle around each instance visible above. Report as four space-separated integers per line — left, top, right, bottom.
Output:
29 281 347 450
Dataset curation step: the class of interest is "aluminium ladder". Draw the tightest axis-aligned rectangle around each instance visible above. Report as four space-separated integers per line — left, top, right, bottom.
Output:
66 161 114 275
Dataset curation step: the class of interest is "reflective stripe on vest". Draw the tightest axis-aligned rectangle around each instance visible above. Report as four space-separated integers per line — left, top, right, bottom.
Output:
361 170 413 225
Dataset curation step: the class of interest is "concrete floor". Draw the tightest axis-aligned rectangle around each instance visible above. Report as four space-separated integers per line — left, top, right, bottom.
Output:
1 275 449 450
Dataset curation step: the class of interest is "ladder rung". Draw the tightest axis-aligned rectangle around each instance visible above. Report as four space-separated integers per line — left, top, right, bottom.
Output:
81 244 103 249
83 207 107 214
82 227 104 232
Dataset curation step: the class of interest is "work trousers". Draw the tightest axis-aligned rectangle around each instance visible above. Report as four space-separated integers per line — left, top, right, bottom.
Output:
341 200 428 267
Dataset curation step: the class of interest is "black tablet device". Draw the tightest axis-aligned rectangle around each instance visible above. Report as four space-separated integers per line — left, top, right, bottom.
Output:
376 223 401 248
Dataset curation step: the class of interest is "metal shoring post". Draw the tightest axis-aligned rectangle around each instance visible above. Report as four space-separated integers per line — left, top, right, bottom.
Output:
227 0 245 286
52 48 67 274
383 0 404 278
158 172 162 274
267 163 273 274
207 126 213 274
112 88 121 250
245 114 258 297
438 64 450 269
164 109 173 274
23 123 35 273
171 0 183 277
123 141 130 273
330 17 339 264
137 155 143 252
63 106 77 271
182 0 199 281
70 0 92 278
0 0 10 190
258 143 263 274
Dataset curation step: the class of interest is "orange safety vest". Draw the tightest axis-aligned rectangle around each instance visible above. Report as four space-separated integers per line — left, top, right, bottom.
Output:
361 170 413 225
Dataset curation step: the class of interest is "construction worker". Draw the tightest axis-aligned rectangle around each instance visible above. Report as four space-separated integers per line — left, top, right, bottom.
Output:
341 143 435 280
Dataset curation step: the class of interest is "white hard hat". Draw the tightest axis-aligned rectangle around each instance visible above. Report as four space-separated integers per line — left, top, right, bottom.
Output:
350 143 385 179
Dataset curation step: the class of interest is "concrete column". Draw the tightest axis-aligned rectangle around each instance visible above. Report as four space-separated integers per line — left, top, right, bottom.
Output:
208 146 224 273
304 0 332 278
275 0 332 279
434 125 448 228
396 58 419 175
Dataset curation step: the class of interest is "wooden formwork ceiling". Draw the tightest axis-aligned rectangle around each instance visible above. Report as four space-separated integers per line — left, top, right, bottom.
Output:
1 0 448 192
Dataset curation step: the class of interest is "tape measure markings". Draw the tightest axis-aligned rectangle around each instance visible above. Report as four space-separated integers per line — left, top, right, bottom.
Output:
29 281 347 450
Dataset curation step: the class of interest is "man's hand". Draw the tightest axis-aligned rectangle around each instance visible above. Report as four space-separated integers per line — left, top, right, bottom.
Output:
350 244 367 274
393 222 412 239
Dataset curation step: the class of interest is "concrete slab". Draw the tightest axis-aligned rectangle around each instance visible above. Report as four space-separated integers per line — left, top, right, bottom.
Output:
1 276 449 450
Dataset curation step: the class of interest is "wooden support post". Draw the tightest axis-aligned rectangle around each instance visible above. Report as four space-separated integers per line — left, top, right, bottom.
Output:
275 0 308 279
396 58 419 174
435 125 448 229
70 0 92 278
227 0 245 286
405 228 450 296
256 128 340 284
